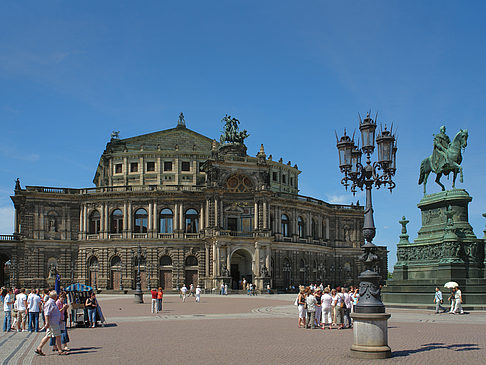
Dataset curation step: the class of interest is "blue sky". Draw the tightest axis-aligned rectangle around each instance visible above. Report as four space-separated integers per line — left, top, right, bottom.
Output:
1 1 485 271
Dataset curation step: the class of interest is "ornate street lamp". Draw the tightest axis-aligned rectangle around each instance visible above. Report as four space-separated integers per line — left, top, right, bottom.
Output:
119 263 124 291
134 246 144 303
147 263 151 291
336 112 396 359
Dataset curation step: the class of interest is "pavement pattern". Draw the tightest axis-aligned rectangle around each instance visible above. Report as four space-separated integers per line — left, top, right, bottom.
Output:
1 294 485 364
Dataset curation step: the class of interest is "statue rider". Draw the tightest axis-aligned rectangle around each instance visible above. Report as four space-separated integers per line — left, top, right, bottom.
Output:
432 125 450 172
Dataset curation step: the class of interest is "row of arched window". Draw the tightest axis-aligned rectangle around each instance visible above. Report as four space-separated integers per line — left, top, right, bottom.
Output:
280 214 322 239
88 208 199 234
88 255 199 268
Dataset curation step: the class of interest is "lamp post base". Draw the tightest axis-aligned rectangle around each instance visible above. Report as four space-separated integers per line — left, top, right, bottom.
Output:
350 312 391 359
134 290 144 304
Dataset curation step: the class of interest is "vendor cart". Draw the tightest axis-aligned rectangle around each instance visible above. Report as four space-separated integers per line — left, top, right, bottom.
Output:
65 283 93 328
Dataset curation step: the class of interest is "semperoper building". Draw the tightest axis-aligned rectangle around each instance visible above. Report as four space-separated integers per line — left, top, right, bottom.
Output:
0 114 387 291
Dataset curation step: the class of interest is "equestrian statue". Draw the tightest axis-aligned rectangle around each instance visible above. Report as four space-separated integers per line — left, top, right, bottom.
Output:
418 126 468 194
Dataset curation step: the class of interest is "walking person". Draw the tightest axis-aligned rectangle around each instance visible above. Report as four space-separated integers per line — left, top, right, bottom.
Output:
447 289 455 313
452 286 464 314
34 290 68 356
51 292 70 352
180 284 188 302
27 289 42 332
434 287 446 313
195 285 201 303
3 288 14 332
85 292 98 328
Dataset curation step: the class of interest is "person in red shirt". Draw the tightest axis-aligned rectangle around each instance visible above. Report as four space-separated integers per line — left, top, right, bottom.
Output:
150 289 158 314
157 288 163 312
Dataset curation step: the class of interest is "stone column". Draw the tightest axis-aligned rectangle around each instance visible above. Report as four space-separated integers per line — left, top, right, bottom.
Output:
79 204 83 239
200 203 204 231
123 202 128 238
153 202 158 237
215 243 220 276
220 200 223 228
326 217 330 240
174 203 179 231
205 200 209 228
226 246 231 271
179 203 184 232
263 201 268 230
214 198 218 228
266 246 271 270
127 201 132 233
148 202 153 233
100 204 105 238
254 242 260 277
83 204 87 236
254 201 259 230
205 245 210 277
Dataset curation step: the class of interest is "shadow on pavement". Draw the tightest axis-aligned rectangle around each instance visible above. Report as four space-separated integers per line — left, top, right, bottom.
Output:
103 323 118 327
393 343 480 357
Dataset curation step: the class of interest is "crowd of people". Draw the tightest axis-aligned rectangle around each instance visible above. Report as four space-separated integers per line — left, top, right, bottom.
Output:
295 284 359 330
434 286 464 314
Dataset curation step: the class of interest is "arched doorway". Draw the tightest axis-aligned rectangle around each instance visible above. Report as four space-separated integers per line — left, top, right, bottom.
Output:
110 256 122 290
88 256 98 288
184 255 198 286
159 256 173 289
0 254 10 286
230 249 253 290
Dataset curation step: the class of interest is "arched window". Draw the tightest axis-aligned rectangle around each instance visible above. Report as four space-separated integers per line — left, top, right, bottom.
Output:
110 209 123 233
160 256 172 266
159 208 173 234
89 256 99 268
281 214 290 237
298 216 305 238
111 256 122 267
185 255 198 266
89 210 101 234
134 208 148 233
185 209 199 233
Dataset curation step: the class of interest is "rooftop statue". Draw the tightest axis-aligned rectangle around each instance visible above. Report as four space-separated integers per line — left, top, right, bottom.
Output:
418 126 468 194
220 114 249 145
177 112 186 127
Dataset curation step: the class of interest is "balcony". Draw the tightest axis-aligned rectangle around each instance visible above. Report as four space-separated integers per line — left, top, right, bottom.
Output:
108 234 123 239
0 234 19 241
157 233 174 239
87 234 100 240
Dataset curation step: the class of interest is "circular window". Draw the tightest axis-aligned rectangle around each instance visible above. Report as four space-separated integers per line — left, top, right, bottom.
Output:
225 174 253 193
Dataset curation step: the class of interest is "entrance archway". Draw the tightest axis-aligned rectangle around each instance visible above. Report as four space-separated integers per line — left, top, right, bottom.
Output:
230 249 253 290
0 254 10 286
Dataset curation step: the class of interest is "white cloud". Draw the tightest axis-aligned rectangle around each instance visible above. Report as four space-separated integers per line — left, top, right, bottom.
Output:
326 194 350 204
0 206 14 235
0 145 39 162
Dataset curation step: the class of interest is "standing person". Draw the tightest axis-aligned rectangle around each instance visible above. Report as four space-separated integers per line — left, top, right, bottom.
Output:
224 283 228 295
157 287 163 312
434 287 446 313
15 288 28 332
448 289 455 313
220 283 225 295
452 286 464 314
321 288 333 330
330 288 337 327
334 287 345 329
28 289 42 332
297 288 307 328
51 292 70 352
3 288 14 332
189 283 195 297
150 288 158 314
195 285 201 303
180 284 188 302
34 291 68 356
342 288 352 328
314 287 322 327
305 289 317 329
85 292 98 328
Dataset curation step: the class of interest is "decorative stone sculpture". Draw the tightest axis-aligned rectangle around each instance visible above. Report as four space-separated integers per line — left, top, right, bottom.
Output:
220 114 249 145
398 216 410 244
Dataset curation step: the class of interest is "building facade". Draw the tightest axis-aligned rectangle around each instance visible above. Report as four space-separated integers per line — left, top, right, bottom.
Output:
0 117 387 291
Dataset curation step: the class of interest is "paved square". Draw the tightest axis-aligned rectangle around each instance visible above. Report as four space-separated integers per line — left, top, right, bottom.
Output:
1 294 485 364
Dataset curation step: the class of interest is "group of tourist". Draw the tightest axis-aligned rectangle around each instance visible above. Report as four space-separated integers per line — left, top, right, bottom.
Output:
150 287 164 313
295 284 358 330
1 286 71 356
434 286 464 314
178 283 202 303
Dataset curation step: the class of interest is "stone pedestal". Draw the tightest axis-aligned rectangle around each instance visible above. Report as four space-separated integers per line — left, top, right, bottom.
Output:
350 313 391 359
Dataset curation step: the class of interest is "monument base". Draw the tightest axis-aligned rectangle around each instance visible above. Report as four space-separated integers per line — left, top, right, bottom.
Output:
350 313 391 359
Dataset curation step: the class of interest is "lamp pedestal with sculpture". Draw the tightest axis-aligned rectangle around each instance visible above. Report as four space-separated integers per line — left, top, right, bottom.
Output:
134 246 144 304
336 113 397 359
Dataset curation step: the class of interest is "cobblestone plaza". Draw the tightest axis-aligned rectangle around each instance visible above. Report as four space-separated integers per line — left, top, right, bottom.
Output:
1 294 485 364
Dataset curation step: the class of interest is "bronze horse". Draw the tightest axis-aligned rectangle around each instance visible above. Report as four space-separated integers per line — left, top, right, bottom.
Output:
418 129 468 194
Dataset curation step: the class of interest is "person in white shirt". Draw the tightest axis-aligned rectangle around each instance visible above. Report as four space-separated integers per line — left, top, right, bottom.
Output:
195 285 202 303
342 287 352 328
452 286 464 314
180 284 188 302
3 288 14 332
15 288 28 332
321 288 333 329
305 289 317 329
27 289 42 332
